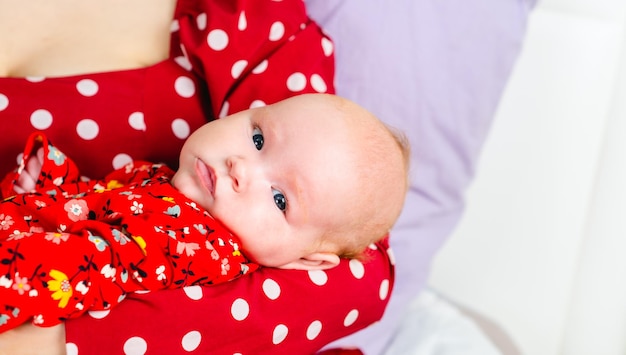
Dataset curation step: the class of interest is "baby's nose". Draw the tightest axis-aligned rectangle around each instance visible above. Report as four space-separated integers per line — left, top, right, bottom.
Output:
227 156 247 192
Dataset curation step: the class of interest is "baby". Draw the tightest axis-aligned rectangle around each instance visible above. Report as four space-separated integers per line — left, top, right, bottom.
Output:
0 94 409 331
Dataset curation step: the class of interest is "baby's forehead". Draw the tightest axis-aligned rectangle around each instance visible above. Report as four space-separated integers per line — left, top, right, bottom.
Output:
266 96 393 154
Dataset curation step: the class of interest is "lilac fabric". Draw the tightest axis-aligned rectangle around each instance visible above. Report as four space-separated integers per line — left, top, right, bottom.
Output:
305 1 536 353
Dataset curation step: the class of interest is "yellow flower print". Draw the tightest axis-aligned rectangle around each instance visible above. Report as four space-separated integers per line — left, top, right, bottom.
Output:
94 180 124 193
107 180 123 190
47 270 73 308
132 235 147 255
162 196 174 203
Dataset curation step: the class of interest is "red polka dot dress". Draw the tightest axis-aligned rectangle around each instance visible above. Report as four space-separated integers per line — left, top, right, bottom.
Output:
0 1 394 354
0 0 335 179
0 133 258 332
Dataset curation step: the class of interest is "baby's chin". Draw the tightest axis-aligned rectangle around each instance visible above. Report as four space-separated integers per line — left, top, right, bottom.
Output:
170 171 182 187
170 173 198 203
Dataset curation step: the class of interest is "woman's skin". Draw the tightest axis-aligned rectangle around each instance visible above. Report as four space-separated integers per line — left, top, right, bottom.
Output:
0 0 175 353
0 323 65 355
0 0 176 78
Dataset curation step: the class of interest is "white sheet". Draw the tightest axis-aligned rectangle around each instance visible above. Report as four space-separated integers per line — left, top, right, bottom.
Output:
384 290 502 355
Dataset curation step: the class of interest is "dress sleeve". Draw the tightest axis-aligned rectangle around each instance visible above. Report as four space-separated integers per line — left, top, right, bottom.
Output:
0 133 145 198
0 132 83 198
173 0 335 117
65 238 394 354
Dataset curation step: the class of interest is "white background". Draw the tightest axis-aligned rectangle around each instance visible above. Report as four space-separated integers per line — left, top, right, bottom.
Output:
428 1 626 354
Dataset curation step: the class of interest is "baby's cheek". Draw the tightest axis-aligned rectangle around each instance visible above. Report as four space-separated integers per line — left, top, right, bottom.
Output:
224 210 260 239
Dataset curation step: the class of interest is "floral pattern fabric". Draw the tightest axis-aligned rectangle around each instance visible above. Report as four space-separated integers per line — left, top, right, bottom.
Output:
0 133 257 331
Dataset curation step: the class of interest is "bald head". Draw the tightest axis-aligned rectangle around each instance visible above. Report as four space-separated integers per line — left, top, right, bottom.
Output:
296 94 409 258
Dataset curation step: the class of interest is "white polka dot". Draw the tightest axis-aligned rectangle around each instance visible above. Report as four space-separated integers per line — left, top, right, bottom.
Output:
76 79 99 97
0 94 8 111
308 270 328 286
269 21 285 41
25 76 45 83
112 153 133 170
262 278 281 300
183 285 203 300
196 13 207 30
76 119 99 140
181 330 202 351
272 324 288 344
175 76 196 98
344 309 359 327
249 100 266 109
174 56 192 71
88 309 111 319
219 101 230 118
30 109 53 129
286 72 306 92
306 320 322 340
172 118 191 140
231 60 248 79
238 11 247 31
321 37 334 57
180 43 190 58
231 298 249 321
379 279 390 300
123 336 147 355
133 290 151 294
170 19 180 32
128 112 147 131
66 342 78 355
387 247 396 265
349 259 365 279
207 29 229 51
310 74 327 93
252 60 268 74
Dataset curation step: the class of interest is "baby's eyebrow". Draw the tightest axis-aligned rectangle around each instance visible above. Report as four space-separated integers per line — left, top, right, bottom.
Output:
260 116 278 143
282 169 310 224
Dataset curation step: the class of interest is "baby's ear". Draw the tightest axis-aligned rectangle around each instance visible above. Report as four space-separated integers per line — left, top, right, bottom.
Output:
276 252 340 271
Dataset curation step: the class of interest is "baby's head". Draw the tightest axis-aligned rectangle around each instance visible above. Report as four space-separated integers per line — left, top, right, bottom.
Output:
173 94 409 270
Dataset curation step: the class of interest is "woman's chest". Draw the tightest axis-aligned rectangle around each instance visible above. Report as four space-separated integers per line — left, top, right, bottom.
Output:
0 0 176 77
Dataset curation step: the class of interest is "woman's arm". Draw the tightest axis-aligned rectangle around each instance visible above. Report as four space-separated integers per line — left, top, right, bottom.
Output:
65 240 394 354
0 323 65 355
174 0 335 114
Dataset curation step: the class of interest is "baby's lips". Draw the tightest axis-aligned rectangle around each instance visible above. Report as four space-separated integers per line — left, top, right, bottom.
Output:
195 159 216 196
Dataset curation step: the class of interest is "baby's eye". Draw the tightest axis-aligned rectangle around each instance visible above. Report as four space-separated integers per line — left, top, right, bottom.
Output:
272 188 287 212
252 127 264 150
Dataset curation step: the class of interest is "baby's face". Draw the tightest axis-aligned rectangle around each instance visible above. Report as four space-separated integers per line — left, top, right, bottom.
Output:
172 95 359 268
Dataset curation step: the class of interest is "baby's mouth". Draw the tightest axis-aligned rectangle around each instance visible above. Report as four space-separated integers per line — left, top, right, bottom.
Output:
195 158 215 197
